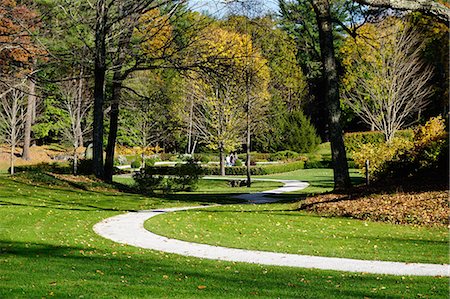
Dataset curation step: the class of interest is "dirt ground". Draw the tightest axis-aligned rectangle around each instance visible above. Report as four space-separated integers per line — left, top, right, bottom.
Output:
0 145 84 170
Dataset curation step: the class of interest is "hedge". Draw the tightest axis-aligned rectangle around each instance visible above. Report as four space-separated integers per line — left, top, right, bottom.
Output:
344 130 413 152
202 160 305 175
12 162 72 174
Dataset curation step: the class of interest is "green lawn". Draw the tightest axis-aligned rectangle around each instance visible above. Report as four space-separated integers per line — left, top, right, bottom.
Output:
114 176 283 194
254 168 364 196
0 174 447 298
145 204 448 264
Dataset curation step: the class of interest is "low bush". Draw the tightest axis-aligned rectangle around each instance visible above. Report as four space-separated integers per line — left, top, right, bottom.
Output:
159 153 177 162
344 130 413 152
196 153 222 163
133 159 204 193
304 160 332 169
269 150 301 161
144 158 157 167
352 138 413 179
75 159 94 175
234 159 243 166
237 152 270 163
352 117 448 182
130 160 141 169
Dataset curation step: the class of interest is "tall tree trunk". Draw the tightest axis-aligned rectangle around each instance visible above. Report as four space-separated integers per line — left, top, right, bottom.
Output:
10 143 15 175
92 0 107 178
187 96 194 154
104 80 122 182
10 97 18 175
73 146 78 175
22 76 36 160
77 68 84 148
219 144 225 176
104 15 135 183
245 97 251 187
245 129 251 187
312 0 351 191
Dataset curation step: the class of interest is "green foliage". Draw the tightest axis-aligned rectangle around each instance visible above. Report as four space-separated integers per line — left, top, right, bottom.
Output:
171 159 204 191
234 159 243 167
202 161 305 176
76 159 94 175
282 111 321 153
268 150 301 161
193 153 221 163
133 159 204 193
255 110 321 153
131 160 141 169
32 97 67 142
304 160 332 169
144 158 157 167
12 162 71 174
237 152 270 162
345 130 414 152
353 117 448 181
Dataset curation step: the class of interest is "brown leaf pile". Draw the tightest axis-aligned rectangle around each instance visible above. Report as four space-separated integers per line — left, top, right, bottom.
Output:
300 190 449 226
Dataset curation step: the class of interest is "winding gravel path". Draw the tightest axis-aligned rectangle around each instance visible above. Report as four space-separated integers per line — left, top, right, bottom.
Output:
94 178 449 277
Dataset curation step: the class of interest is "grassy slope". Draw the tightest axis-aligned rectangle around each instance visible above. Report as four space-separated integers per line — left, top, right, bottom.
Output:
145 204 448 264
0 175 447 298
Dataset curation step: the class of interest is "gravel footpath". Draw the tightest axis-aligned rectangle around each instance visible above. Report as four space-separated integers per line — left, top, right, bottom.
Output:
94 179 449 276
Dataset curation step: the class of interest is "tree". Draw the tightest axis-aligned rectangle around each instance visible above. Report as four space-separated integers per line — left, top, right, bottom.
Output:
310 0 351 190
21 71 37 160
0 82 26 175
90 0 172 179
342 21 434 142
354 0 450 23
184 73 246 176
0 1 45 161
181 23 270 178
58 75 92 174
281 0 449 191
0 0 43 75
118 70 176 164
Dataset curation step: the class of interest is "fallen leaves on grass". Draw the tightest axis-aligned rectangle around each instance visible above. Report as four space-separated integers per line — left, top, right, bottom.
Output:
300 190 448 226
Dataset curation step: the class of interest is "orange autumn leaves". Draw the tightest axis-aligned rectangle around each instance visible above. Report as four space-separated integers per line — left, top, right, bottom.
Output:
0 0 45 74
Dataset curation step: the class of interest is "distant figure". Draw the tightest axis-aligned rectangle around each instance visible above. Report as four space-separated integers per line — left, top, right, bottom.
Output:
226 154 231 166
85 143 93 159
230 152 237 166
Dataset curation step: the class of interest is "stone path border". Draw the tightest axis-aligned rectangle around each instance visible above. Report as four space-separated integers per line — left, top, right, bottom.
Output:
94 179 449 277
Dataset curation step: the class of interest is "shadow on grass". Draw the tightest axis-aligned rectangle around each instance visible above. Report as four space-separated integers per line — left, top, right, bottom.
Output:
0 240 443 299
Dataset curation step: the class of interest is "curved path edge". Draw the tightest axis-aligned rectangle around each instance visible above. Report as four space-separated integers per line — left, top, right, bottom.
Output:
94 179 449 277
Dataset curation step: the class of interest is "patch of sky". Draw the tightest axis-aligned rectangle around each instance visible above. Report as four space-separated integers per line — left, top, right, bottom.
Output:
189 0 280 18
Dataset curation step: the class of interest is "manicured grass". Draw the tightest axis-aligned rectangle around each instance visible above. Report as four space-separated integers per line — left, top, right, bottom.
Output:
145 204 448 264
114 176 283 194
255 168 364 196
0 175 447 298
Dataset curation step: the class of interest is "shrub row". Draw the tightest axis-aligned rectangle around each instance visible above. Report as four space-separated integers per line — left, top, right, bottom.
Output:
12 162 72 174
202 160 305 175
12 160 126 176
344 130 413 152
